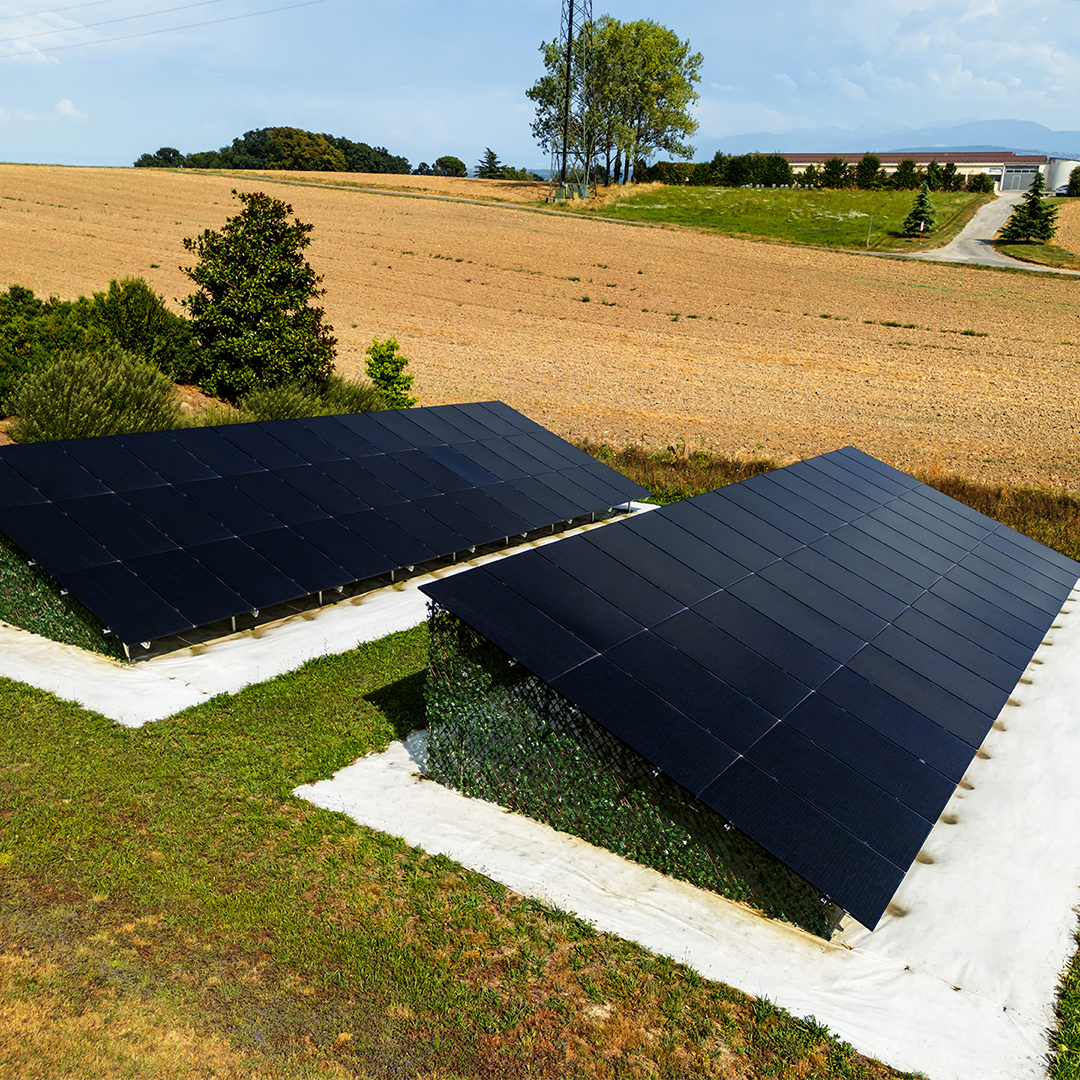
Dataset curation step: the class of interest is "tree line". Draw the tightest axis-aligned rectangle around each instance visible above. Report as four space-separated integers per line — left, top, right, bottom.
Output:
639 151 997 193
135 129 541 182
135 128 411 173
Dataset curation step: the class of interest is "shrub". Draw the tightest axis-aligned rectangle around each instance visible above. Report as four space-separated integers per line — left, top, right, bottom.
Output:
321 373 387 413
364 337 416 408
9 346 183 442
88 277 199 381
966 172 996 194
226 374 387 423
0 279 197 414
236 381 326 422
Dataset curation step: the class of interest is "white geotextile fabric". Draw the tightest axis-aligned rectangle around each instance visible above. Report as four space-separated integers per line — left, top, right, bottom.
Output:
0 514 647 726
297 582 1080 1080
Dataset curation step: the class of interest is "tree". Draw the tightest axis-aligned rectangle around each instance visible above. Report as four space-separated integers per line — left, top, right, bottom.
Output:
966 172 996 194
999 171 1059 242
527 16 702 185
181 190 336 401
925 159 943 192
261 128 347 172
364 337 416 408
476 148 503 179
941 162 962 192
902 182 936 236
134 146 186 168
821 157 850 189
435 155 468 177
855 152 881 190
1068 165 1080 198
891 158 921 190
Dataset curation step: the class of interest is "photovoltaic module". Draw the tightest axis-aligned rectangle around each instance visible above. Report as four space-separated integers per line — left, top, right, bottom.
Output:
420 446 1080 929
0 402 648 648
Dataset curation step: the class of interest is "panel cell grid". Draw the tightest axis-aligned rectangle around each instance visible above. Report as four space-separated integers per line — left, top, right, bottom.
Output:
420 446 1080 932
0 404 647 651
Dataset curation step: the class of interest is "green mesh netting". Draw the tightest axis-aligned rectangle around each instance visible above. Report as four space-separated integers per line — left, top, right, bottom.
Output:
425 605 843 939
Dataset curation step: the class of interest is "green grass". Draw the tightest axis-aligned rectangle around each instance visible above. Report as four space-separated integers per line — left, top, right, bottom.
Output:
993 237 1080 271
576 186 992 251
0 626 915 1079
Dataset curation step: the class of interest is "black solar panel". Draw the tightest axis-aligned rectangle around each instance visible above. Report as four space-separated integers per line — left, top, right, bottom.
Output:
420 446 1080 930
0 403 648 648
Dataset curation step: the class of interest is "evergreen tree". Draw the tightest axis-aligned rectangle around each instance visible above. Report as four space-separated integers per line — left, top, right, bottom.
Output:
855 152 881 189
1068 166 1080 198
902 182 936 236
475 148 503 178
891 159 921 190
821 156 850 188
999 171 1059 242
181 190 336 401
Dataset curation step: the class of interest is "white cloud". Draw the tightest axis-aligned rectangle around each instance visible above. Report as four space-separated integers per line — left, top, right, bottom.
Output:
55 98 87 120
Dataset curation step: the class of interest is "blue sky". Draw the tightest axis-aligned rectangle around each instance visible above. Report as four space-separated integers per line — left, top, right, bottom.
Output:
2 0 1079 168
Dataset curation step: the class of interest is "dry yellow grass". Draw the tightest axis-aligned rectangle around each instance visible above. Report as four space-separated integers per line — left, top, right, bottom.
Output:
3 164 1080 490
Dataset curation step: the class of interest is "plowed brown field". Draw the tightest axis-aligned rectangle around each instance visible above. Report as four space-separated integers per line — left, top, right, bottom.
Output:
3 164 1079 490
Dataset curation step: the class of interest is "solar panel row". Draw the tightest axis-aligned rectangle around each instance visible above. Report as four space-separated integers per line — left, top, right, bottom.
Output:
421 446 1080 929
0 402 648 646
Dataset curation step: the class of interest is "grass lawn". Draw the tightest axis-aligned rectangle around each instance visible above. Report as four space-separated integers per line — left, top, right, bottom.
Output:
569 186 992 252
0 626 917 1079
578 187 989 252
993 242 1080 272
4 444 1080 1077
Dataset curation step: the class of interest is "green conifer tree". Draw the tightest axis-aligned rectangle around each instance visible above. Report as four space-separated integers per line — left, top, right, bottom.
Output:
902 182 936 237
999 171 1059 242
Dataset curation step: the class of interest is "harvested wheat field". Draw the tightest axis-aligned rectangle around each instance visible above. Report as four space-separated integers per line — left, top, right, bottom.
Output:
3 163 1080 490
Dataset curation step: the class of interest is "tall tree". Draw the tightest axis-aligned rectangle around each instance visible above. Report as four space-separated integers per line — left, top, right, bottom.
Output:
999 171 1059 242
181 190 336 401
891 159 921 190
821 157 850 189
475 148 503 178
527 16 701 185
855 152 881 189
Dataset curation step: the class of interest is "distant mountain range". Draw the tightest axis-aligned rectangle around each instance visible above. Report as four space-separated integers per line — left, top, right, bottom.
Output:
695 119 1080 162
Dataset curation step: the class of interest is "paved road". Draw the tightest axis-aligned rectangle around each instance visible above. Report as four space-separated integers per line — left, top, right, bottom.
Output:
904 192 1080 274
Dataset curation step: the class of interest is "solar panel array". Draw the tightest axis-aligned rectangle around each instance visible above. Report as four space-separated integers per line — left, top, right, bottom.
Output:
421 446 1080 929
0 402 648 647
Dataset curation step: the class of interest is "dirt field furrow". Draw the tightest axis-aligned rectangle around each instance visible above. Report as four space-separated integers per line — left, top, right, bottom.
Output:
3 165 1079 490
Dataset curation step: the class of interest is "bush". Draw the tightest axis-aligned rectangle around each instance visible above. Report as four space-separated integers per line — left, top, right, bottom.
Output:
364 337 416 408
966 172 996 194
321 373 387 413
235 381 325 422
224 374 387 424
89 278 199 381
9 346 183 442
0 279 197 414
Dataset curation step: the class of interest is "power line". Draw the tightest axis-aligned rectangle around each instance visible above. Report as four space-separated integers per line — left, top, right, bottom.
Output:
0 0 325 58
0 0 222 46
0 0 119 22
